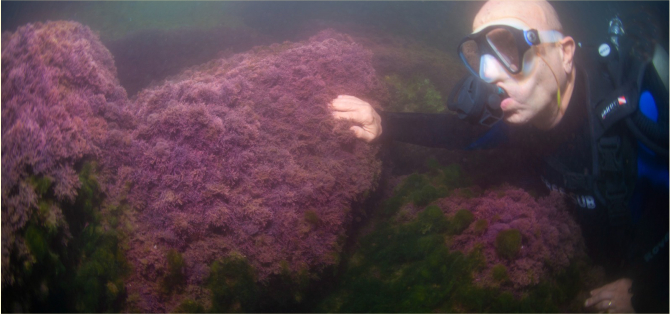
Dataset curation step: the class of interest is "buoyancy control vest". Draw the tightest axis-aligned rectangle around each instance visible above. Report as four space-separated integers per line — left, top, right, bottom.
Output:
539 28 669 276
543 35 668 224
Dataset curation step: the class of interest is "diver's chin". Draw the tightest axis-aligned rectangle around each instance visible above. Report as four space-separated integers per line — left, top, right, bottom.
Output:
503 111 531 125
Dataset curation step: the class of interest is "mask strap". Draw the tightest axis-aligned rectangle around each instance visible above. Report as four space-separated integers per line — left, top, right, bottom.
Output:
536 48 562 111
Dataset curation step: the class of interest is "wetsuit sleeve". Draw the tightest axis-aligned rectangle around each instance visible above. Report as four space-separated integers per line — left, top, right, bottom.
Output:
629 225 669 312
377 110 489 149
627 86 670 313
627 182 670 313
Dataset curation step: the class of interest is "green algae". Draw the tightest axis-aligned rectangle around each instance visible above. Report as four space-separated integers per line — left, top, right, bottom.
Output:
473 218 489 235
175 299 206 313
207 254 258 313
315 205 587 312
382 161 467 218
449 209 475 235
304 209 321 226
411 184 442 207
161 249 187 295
309 159 588 313
3 161 130 313
492 263 509 282
28 175 53 197
495 229 522 260
316 204 475 312
385 74 445 113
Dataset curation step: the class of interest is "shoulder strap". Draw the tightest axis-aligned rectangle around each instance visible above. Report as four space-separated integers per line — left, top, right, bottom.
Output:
576 44 640 227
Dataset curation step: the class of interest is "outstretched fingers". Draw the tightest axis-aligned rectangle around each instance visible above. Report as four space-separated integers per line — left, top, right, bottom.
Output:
329 95 382 142
330 95 367 112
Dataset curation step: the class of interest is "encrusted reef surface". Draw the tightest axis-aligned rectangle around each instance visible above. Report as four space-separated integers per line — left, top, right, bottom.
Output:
2 20 386 312
1 21 133 290
316 163 589 313
438 185 586 291
114 29 385 311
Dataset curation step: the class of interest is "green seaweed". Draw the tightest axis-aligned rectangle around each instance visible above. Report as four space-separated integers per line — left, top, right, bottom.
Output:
161 249 187 295
382 173 429 217
384 74 445 113
207 254 258 313
411 184 441 207
473 219 489 235
397 173 429 198
309 161 588 313
315 203 477 313
449 209 474 235
304 210 321 226
492 264 509 282
24 224 49 261
72 230 129 312
381 166 458 216
467 243 487 272
174 299 206 313
2 161 129 313
28 175 53 197
259 263 314 311
495 229 522 260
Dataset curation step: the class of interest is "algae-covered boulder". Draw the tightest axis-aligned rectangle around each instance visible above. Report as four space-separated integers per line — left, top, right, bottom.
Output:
439 185 586 290
495 229 522 260
316 168 588 313
1 21 132 291
115 29 385 311
1 21 135 313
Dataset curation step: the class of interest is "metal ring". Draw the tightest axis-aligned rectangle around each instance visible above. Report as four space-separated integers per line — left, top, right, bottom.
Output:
608 300 613 308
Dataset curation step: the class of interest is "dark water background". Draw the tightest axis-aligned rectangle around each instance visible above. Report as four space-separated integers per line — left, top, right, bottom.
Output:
3 1 668 97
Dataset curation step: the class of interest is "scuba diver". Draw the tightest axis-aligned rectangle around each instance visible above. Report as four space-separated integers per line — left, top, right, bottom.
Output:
329 1 668 312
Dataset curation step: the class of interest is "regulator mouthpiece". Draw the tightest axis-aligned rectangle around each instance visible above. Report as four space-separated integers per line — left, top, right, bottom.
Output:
447 74 505 127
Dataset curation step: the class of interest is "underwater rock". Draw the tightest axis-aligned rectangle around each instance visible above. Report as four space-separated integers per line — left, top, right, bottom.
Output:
1 21 132 287
317 167 589 312
437 185 586 291
116 29 384 311
495 229 522 260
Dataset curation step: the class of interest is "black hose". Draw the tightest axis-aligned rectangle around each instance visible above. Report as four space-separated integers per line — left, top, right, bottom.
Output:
631 110 669 144
625 117 669 157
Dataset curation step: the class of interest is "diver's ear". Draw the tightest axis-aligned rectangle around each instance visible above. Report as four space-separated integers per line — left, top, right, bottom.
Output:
559 36 576 74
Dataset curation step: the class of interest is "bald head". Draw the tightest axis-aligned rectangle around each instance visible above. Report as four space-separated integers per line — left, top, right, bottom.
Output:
473 0 563 32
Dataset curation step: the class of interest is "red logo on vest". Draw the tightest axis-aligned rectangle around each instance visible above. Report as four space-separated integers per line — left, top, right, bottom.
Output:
618 96 627 105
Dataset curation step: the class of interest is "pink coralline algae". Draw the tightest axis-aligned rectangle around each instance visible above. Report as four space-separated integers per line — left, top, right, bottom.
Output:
115 29 385 310
436 186 586 292
1 21 132 286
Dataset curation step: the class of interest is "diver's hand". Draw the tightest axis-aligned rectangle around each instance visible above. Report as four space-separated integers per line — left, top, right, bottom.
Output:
584 278 634 313
329 95 382 143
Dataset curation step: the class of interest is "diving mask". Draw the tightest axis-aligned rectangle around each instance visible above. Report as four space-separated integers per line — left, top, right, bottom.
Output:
458 18 564 81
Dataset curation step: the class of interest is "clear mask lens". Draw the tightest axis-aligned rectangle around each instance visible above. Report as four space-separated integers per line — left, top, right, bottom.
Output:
460 39 481 74
479 54 507 83
459 27 524 76
486 28 521 72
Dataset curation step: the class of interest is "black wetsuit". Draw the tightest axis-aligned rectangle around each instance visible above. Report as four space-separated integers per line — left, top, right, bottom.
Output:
378 65 669 312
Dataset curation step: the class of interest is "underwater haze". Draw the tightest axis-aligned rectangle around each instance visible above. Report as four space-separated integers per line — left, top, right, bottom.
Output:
1 1 668 313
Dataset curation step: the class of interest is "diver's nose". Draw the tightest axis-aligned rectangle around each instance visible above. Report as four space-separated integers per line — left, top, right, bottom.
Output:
479 54 508 83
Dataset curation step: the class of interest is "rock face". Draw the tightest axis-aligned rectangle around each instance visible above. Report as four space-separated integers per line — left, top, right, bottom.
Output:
113 29 385 311
437 186 586 291
3 19 386 311
1 21 132 287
